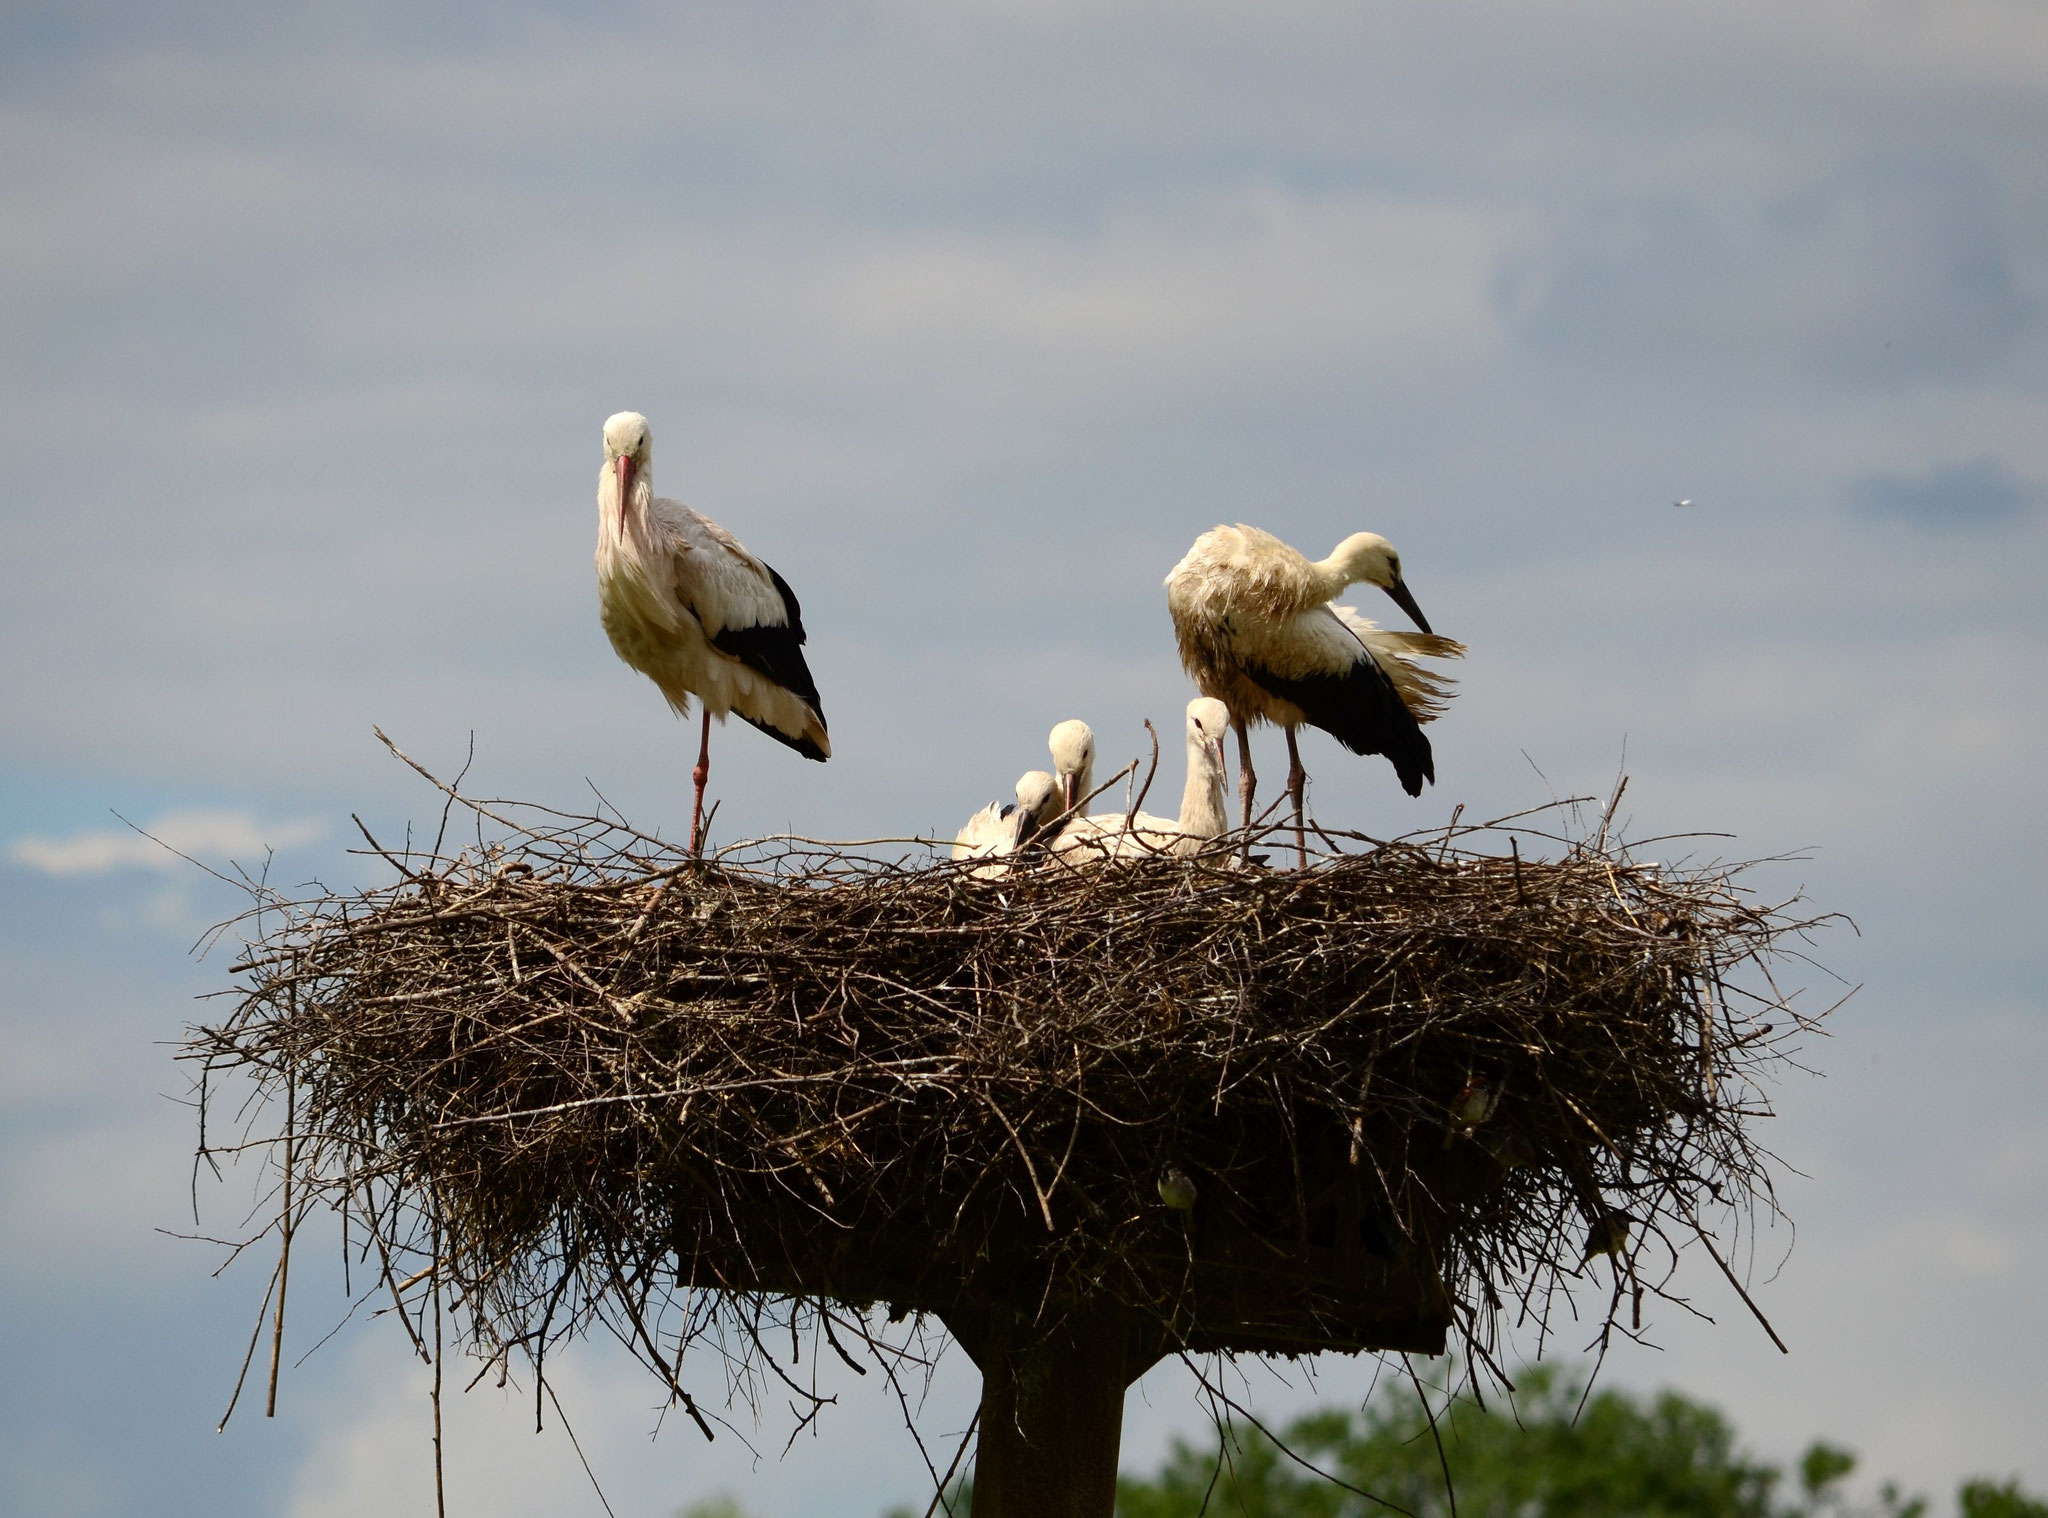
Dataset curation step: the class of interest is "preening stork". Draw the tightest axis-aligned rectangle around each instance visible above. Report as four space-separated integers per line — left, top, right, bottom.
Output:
1164 524 1463 863
952 770 1061 875
1053 698 1232 862
595 411 829 852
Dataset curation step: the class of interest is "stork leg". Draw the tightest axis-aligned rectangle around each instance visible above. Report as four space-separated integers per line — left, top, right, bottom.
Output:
1234 720 1257 861
1284 726 1308 870
689 708 713 856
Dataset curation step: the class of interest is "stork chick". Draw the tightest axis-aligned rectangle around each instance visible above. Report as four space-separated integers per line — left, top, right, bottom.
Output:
1053 699 1232 863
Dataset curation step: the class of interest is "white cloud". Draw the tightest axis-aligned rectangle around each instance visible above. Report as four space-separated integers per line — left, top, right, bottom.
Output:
8 809 324 877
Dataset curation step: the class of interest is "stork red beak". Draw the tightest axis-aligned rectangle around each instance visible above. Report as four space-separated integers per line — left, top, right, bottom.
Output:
615 454 634 513
1384 577 1432 636
1061 773 1078 814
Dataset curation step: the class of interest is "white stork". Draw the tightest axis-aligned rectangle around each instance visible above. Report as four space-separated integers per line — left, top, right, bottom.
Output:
1164 525 1462 863
950 720 1092 876
952 770 1060 874
595 411 829 852
1047 719 1095 820
1052 698 1232 862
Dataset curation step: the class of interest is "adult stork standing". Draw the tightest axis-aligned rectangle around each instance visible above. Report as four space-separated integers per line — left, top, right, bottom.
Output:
595 411 829 853
1052 698 1232 862
1164 525 1462 864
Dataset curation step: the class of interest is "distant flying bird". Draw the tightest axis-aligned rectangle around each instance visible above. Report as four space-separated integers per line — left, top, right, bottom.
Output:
1165 525 1463 864
1054 699 1232 862
1157 1163 1199 1212
1673 499 1693 508
595 412 828 852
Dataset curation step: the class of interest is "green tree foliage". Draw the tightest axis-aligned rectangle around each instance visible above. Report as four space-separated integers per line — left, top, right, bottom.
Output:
677 1496 754 1518
1111 1365 2032 1518
1957 1481 2048 1518
707 1370 2046 1518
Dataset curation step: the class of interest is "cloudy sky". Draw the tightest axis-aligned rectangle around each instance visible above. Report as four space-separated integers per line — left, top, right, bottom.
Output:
3 1 2045 1513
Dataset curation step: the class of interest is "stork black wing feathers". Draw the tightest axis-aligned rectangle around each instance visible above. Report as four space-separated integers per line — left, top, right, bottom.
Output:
736 711 829 763
1242 652 1434 797
704 560 829 761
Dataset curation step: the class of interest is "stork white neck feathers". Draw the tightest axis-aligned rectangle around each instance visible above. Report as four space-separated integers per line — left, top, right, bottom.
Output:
1178 697 1231 840
1313 532 1398 595
1312 531 1431 635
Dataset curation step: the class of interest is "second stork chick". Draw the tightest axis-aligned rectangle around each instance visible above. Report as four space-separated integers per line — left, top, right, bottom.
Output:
1053 698 1232 863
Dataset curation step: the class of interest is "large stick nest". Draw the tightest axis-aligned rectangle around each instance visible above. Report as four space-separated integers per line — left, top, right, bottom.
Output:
188 765 1834 1419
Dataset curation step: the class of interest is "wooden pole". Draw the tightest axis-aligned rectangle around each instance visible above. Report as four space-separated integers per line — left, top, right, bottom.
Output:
962 1302 1138 1518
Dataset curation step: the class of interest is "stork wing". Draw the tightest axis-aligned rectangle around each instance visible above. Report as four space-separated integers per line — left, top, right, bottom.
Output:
706 560 826 722
665 504 828 727
1333 607 1465 724
1241 607 1433 796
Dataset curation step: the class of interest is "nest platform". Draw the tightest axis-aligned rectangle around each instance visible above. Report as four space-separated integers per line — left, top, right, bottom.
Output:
190 781 1828 1513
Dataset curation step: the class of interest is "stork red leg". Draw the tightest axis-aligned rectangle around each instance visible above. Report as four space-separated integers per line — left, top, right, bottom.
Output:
1284 726 1308 870
689 708 713 855
1234 719 1257 861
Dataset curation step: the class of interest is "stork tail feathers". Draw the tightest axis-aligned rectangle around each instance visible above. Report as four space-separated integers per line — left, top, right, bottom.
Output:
737 710 830 763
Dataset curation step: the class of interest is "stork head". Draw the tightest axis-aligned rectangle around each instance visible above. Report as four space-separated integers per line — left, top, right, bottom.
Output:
1047 719 1095 815
601 411 652 522
1186 697 1230 766
1013 769 1060 844
1186 698 1230 812
1326 531 1431 635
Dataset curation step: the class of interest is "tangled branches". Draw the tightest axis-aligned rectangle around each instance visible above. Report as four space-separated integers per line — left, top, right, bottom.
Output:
186 764 1836 1435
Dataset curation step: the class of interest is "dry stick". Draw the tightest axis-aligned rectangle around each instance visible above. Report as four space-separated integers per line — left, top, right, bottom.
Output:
363 1202 433 1366
1125 719 1161 832
1699 952 1720 1103
542 1376 621 1518
265 1071 295 1417
598 1237 717 1439
216 1258 282 1432
1179 1355 1417 1518
920 1407 980 1518
431 1218 447 1518
987 1099 1056 1231
819 1310 868 1377
1686 1211 1789 1354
